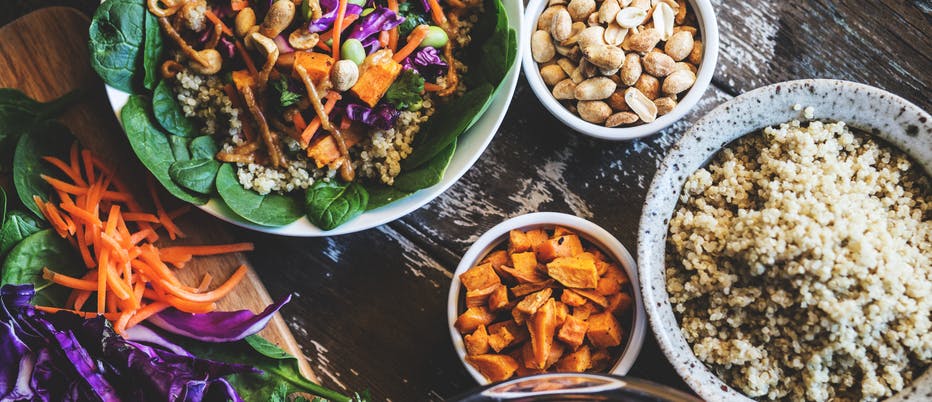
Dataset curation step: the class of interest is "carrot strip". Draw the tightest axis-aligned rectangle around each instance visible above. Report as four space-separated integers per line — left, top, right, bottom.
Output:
43 268 98 291
122 212 160 223
73 291 91 310
106 292 118 314
143 290 217 313
126 302 169 329
81 149 96 184
235 40 259 77
426 0 448 26
299 92 341 145
424 82 444 91
197 274 213 292
69 142 82 182
101 191 132 202
98 252 109 313
106 263 133 301
159 265 248 303
100 233 130 263
43 156 86 186
76 230 95 268
129 229 155 245
292 112 308 132
114 311 133 334
393 25 430 62
204 10 233 36
387 0 399 51
60 203 103 226
35 306 120 321
331 0 348 60
379 30 390 48
41 175 87 195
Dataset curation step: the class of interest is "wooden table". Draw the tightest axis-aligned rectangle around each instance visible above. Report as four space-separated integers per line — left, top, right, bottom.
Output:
7 1 931 400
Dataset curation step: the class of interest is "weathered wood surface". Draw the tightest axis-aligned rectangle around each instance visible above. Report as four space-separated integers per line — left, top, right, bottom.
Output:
5 1 930 401
0 7 316 383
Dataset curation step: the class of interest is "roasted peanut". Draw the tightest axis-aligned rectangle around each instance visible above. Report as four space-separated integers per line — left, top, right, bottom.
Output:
576 26 606 52
643 51 675 77
331 60 359 91
532 30 556 63
603 23 628 46
539 6 565 30
662 69 696 94
567 0 596 21
615 7 647 28
577 100 612 123
605 111 639 127
599 0 621 24
688 40 703 65
552 79 577 99
625 27 660 53
665 31 694 61
624 87 657 122
652 2 675 40
584 44 624 70
607 90 630 111
575 77 617 100
234 7 256 38
620 53 642 86
654 96 677 115
557 58 577 76
673 61 697 74
551 8 573 41
675 0 687 24
540 64 568 86
635 74 660 99
259 0 295 38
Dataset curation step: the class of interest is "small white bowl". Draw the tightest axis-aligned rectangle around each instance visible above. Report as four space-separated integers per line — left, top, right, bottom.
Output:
448 212 647 385
521 0 719 141
638 79 931 401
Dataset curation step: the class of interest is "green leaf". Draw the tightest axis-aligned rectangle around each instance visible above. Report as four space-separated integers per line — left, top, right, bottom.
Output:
1 229 83 307
385 69 425 110
0 187 6 229
364 185 412 211
304 181 368 231
89 0 146 92
12 120 73 218
169 135 192 161
393 140 456 192
0 89 77 172
272 77 302 108
396 1 428 39
403 83 493 169
169 159 220 194
477 0 513 86
153 80 198 137
121 95 209 205
189 135 219 160
0 210 45 257
143 11 163 91
215 163 303 226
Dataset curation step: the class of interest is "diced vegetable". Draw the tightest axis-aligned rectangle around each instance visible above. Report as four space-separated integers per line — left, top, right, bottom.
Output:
515 288 552 316
459 262 499 292
291 51 336 85
546 255 599 289
350 49 402 107
509 229 531 253
466 354 519 382
487 284 508 311
464 324 490 356
420 26 449 48
341 38 366 65
526 298 556 369
536 235 584 261
556 345 591 372
557 314 588 350
454 306 494 334
586 312 624 348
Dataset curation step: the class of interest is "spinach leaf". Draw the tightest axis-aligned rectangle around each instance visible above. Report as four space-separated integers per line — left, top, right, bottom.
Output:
169 159 220 194
385 69 425 110
143 11 163 91
189 135 219 160
89 0 146 92
393 140 456 192
0 187 6 228
304 181 368 231
402 83 493 169
0 229 83 308
364 185 412 211
169 135 192 161
215 163 303 226
0 210 45 257
12 120 72 218
476 0 513 86
0 89 78 172
153 80 197 137
121 95 209 205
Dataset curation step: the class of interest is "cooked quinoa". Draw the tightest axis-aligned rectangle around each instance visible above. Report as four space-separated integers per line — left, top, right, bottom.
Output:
665 120 931 401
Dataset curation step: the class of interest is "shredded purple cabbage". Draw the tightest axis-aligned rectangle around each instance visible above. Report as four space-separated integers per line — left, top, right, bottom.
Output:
307 0 364 33
146 294 292 343
402 46 448 80
218 37 236 59
344 103 400 130
346 7 405 42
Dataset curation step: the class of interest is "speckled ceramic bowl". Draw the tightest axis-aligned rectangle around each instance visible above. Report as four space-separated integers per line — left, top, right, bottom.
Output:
637 79 931 401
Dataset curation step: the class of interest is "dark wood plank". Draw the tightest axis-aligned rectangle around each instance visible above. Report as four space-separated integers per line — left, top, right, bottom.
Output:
711 0 931 109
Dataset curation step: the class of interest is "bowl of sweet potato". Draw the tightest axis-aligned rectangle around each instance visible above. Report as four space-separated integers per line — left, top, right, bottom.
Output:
447 212 646 384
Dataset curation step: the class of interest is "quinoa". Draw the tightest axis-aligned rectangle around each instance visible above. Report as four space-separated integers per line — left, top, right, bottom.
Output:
353 105 432 185
174 70 242 138
665 120 931 401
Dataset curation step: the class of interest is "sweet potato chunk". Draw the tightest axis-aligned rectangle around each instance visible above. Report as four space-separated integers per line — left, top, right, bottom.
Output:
572 302 599 321
557 314 589 350
511 279 555 297
553 226 575 237
509 230 531 253
525 229 549 250
596 276 622 296
602 263 630 286
467 354 519 382
547 255 599 289
556 345 591 372
572 288 609 308
515 288 553 316
554 301 568 327
460 263 500 292
488 324 516 352
501 265 547 284
455 306 495 334
490 320 528 345
587 312 624 348
482 250 511 279
527 299 557 369
349 49 402 107
545 341 565 369
590 348 612 371
510 252 539 274
464 325 490 356
488 284 509 311
466 284 500 308
561 289 588 307
606 292 633 316
305 129 362 167
536 235 584 262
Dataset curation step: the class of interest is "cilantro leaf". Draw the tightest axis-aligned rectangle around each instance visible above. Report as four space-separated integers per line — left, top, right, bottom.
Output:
272 77 302 108
385 69 425 110
397 1 428 39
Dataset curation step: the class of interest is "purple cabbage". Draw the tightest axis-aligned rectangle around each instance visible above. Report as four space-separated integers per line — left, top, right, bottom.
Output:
308 0 364 33
402 46 448 80
359 36 382 54
345 103 400 129
218 37 236 59
146 294 292 343
346 7 405 42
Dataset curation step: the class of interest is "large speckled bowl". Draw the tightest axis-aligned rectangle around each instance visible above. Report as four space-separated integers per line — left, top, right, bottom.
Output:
638 79 931 401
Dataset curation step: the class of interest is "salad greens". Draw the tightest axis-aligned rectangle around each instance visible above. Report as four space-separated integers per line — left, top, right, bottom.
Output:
403 83 494 169
393 140 456 192
0 210 45 257
143 11 163 91
12 120 72 217
273 77 304 108
216 163 304 226
385 69 426 109
153 79 198 137
0 88 78 172
0 230 83 307
89 0 147 92
305 180 369 230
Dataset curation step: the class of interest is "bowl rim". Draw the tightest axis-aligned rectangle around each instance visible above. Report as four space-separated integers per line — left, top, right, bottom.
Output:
637 78 932 401
101 1 525 237
520 0 719 141
447 212 647 385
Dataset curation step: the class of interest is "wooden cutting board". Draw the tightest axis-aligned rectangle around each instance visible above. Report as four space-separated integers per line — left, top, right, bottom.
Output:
0 7 316 382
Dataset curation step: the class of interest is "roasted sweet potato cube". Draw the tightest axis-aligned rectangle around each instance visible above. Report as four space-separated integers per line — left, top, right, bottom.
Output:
511 279 555 297
464 324 490 356
466 354 519 382
482 250 511 279
553 226 575 237
536 235 584 262
509 230 532 253
455 306 495 334
545 341 566 369
556 345 591 372
561 289 588 307
602 263 630 286
596 276 622 296
527 299 557 369
466 284 500 307
460 263 500 291
490 320 529 344
554 301 569 327
520 341 536 369
590 348 612 371
557 314 589 350
587 312 624 348
488 284 509 311
547 255 599 289
607 292 633 316
291 51 335 85
525 229 549 250
501 265 548 284
349 49 402 107
510 252 539 273
512 308 527 325
515 366 546 377
515 288 553 316
488 325 516 353
572 302 599 321
573 288 609 308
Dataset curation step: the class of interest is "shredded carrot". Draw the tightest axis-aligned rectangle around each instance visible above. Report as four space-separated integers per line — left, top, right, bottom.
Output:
43 268 98 291
98 251 109 313
299 92 342 145
424 82 444 91
159 265 248 303
60 203 103 226
292 112 308 132
235 40 259 77
426 0 448 26
331 0 349 60
126 302 169 328
197 274 213 292
73 290 92 310
43 156 86 186
393 25 430 62
81 149 95 184
160 243 255 258
122 212 160 223
204 10 233 36
379 30 390 48
387 0 399 51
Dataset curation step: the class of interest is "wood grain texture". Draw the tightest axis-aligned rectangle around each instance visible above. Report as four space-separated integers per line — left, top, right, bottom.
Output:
0 7 316 383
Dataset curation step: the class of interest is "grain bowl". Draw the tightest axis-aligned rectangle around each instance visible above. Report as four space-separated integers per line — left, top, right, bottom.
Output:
638 79 932 401
448 212 646 385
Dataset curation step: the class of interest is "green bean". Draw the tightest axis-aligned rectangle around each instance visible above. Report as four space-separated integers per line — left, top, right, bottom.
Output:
341 39 366 65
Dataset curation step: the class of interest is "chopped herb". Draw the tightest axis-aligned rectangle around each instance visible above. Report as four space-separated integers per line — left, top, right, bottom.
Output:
272 77 303 108
385 69 425 110
397 1 429 39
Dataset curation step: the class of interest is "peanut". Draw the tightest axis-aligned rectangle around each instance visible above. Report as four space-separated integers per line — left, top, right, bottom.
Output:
567 0 596 21
607 90 630 111
673 61 697 74
635 74 660 99
539 6 565 30
652 2 675 40
665 31 694 61
540 64 568 86
689 40 703 65
603 23 628 46
234 7 256 38
532 30 556 63
577 100 612 123
662 69 696 94
654 96 677 115
557 58 577 76
331 60 359 91
620 53 642 86
623 87 658 122
584 44 624 70
643 51 675 77
615 7 647 29
626 27 661 53
575 77 617 100
599 0 621 24
576 26 606 52
552 79 577 99
551 8 573 41
675 0 687 24
605 111 639 127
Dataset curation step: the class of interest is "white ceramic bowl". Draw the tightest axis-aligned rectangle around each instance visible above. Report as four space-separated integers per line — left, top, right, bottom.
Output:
638 79 931 401
521 0 719 141
448 212 647 385
104 3 524 236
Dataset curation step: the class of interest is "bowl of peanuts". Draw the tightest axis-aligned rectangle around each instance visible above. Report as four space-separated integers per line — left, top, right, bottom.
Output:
523 0 719 140
447 212 646 384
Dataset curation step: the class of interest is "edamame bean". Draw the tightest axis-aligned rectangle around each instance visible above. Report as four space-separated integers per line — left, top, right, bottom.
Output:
348 0 367 5
419 26 448 48
341 39 366 65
